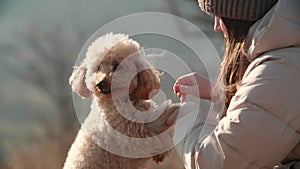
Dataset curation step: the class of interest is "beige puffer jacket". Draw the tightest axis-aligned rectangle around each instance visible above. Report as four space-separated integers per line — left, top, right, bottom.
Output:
175 0 300 168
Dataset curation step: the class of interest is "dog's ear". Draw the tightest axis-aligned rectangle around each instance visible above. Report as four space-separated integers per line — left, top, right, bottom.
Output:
69 63 93 98
130 59 160 100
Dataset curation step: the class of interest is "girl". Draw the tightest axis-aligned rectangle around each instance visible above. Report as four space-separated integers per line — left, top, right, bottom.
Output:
170 0 300 168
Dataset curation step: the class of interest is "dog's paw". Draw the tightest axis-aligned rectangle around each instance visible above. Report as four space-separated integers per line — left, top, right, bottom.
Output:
147 100 180 130
152 150 172 164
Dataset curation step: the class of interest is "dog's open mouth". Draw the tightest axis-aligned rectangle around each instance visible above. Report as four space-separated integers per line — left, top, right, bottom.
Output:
101 90 111 94
96 81 112 94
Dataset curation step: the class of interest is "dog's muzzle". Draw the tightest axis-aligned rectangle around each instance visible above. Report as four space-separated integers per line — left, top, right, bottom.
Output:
96 81 111 94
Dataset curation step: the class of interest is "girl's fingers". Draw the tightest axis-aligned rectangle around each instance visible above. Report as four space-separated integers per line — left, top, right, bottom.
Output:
174 85 180 94
174 84 199 102
167 102 200 126
179 85 198 96
180 94 186 103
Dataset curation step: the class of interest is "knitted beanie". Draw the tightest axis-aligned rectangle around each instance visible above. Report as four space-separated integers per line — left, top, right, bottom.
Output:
198 0 278 21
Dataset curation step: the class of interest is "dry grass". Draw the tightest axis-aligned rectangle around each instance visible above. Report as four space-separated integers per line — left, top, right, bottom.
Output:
6 133 184 169
6 132 75 169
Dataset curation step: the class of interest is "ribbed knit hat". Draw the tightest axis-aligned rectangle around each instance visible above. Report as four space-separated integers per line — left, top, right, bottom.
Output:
198 0 278 21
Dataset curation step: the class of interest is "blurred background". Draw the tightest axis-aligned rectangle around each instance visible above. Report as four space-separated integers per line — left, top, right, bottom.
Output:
0 0 223 168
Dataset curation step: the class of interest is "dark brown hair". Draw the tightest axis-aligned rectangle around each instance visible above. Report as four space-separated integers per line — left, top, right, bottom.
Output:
213 18 255 117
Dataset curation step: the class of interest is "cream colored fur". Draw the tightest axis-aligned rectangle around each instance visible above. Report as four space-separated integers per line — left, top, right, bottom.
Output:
64 33 179 169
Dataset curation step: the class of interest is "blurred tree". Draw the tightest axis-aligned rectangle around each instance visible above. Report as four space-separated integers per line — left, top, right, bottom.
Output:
167 0 223 55
0 0 8 12
4 27 87 169
167 0 218 37
14 27 85 133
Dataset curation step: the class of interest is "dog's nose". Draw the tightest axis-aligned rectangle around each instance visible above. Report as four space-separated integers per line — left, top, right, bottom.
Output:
96 81 106 90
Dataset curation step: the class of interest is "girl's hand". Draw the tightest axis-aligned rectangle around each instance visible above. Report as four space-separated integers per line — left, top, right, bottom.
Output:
173 72 214 102
167 101 200 126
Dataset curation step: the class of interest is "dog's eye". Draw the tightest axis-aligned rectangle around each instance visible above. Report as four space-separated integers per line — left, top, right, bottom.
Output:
97 65 102 71
113 64 120 71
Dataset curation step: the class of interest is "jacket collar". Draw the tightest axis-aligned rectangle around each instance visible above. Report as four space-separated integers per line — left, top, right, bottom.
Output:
246 0 300 61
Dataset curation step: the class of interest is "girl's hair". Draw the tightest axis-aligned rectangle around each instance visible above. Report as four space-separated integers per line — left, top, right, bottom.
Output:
213 18 255 117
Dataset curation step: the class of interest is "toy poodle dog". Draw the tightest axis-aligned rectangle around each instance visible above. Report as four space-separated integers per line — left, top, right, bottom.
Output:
63 33 179 169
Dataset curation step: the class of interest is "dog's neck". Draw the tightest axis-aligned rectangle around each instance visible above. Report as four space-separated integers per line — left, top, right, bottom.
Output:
95 95 152 117
95 96 142 108
94 96 154 137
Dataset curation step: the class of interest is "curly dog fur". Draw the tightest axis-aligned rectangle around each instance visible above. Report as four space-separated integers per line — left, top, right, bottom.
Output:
63 33 179 169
